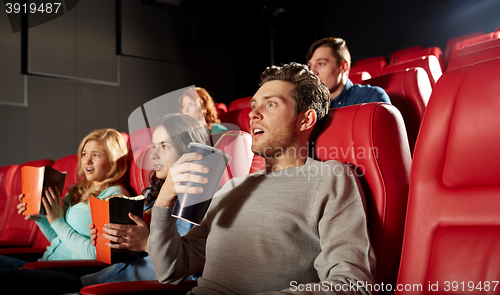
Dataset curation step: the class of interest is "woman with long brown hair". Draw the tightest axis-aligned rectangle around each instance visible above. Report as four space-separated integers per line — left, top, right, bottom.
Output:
178 87 228 135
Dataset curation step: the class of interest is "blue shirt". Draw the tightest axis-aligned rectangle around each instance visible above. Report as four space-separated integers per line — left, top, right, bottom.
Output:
330 79 391 109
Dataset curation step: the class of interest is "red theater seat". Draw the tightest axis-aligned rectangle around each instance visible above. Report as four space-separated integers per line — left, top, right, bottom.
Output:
359 68 432 154
315 103 411 291
0 159 54 247
350 56 388 78
0 164 19 233
389 45 424 65
214 102 228 116
396 57 500 294
447 45 500 72
452 31 500 54
348 71 371 84
451 37 500 60
382 55 442 87
218 107 251 134
444 31 484 66
228 96 252 111
390 47 444 72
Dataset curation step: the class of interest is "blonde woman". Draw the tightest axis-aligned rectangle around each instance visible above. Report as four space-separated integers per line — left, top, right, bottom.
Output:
0 129 130 269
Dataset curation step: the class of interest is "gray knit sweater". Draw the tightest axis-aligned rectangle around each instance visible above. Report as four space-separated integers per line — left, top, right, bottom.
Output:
148 158 376 294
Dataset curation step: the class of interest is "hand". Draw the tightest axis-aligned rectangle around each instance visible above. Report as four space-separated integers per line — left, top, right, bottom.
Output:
155 152 209 208
89 223 98 246
42 187 64 224
17 194 41 221
101 213 149 252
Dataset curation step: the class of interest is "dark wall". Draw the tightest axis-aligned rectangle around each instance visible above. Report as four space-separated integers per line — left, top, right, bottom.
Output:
319 0 500 64
0 0 237 166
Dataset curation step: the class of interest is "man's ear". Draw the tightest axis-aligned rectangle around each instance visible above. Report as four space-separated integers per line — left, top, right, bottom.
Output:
340 59 350 74
299 109 317 132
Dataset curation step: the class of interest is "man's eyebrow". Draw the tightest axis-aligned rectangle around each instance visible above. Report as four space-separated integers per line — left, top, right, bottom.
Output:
251 95 285 104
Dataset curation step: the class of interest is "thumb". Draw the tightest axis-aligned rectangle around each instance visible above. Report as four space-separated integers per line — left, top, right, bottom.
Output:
128 212 145 226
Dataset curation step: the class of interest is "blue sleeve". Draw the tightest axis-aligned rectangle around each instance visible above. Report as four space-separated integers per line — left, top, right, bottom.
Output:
51 217 96 259
50 185 130 259
35 216 57 242
370 86 391 104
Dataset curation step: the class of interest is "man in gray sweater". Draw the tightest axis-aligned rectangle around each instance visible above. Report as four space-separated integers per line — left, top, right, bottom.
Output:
148 63 376 294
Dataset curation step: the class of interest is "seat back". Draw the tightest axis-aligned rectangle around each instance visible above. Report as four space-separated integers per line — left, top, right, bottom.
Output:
350 56 388 78
214 102 228 116
0 164 19 233
389 45 424 64
228 96 252 111
444 31 484 66
314 103 411 290
452 31 500 54
0 159 55 246
451 37 500 60
129 145 153 197
396 57 500 294
447 45 500 72
218 107 252 134
348 71 371 84
391 47 444 72
360 68 432 154
382 55 442 87
213 131 253 188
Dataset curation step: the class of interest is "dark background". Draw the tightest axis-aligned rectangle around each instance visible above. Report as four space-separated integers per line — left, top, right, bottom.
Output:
1 0 499 166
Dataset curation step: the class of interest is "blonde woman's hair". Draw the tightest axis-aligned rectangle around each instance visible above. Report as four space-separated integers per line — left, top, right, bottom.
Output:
69 129 129 205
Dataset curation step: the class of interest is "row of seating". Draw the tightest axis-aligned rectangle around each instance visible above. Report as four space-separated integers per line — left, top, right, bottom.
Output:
348 28 500 84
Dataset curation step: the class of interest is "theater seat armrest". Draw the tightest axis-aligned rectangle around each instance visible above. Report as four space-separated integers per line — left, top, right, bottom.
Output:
80 280 197 295
23 260 109 276
0 247 45 261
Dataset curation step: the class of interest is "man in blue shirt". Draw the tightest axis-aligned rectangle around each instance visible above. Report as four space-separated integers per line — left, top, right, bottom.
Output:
307 37 391 108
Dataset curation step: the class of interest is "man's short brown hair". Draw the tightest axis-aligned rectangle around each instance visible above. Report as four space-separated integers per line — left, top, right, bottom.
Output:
259 62 330 120
306 37 352 71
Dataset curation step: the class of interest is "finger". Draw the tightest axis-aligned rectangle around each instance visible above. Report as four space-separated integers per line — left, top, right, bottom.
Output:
53 186 61 198
102 227 125 238
17 205 26 215
44 190 54 206
105 242 128 250
41 196 50 210
172 173 209 185
18 194 25 202
17 202 26 210
129 213 146 226
171 162 209 176
173 152 204 167
89 223 96 230
172 184 204 195
46 187 57 202
104 223 132 232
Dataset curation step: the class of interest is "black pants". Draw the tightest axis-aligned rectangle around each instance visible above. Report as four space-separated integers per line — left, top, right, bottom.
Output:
0 268 84 294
